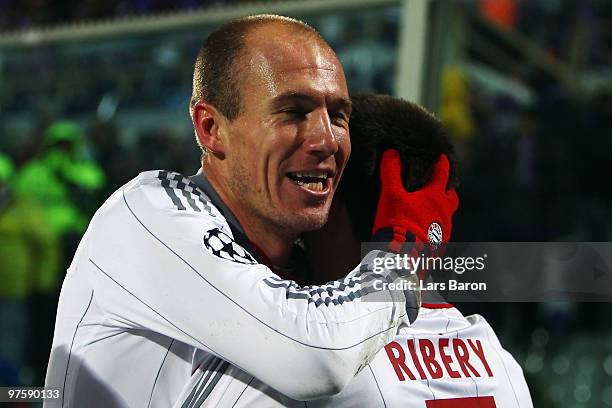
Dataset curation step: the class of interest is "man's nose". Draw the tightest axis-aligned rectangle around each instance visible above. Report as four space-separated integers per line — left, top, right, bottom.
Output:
303 108 339 158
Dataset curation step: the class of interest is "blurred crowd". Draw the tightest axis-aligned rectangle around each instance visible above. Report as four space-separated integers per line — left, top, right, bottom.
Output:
0 0 232 32
1 0 612 406
0 121 103 385
449 0 612 242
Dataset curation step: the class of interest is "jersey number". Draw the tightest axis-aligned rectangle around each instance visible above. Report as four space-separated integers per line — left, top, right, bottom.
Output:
426 396 496 407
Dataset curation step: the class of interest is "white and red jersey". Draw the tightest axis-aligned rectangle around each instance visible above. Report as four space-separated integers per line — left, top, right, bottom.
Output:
309 304 533 408
180 304 532 407
44 170 412 407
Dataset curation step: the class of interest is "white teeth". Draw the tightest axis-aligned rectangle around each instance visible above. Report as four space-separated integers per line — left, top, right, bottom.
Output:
287 170 329 192
294 180 324 191
309 182 323 191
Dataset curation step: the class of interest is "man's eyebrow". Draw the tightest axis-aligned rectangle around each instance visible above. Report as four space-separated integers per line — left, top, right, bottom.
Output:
271 91 352 113
271 91 318 107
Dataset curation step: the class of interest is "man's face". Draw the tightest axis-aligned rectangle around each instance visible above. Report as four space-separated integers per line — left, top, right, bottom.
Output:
218 26 351 237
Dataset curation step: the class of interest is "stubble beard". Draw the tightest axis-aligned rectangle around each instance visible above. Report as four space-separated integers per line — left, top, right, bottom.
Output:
228 162 330 238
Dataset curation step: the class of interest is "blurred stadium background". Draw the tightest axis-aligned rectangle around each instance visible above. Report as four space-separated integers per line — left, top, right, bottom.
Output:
1 0 611 407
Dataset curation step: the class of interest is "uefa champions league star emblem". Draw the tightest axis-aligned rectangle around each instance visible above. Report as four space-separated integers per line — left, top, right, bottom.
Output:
203 228 257 264
427 222 443 250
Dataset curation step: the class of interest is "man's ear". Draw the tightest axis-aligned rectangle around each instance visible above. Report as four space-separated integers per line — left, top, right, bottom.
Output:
193 100 226 156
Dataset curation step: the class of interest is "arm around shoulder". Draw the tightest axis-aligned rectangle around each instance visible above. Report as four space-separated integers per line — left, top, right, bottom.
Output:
86 175 409 399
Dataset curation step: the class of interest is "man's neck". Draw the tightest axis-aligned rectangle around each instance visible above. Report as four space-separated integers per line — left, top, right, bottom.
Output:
236 218 293 268
203 167 294 267
303 201 361 282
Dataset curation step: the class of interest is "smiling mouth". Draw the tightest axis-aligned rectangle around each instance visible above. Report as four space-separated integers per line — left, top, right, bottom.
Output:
286 171 331 193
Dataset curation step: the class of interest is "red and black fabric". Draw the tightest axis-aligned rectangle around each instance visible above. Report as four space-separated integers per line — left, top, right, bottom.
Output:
372 149 459 254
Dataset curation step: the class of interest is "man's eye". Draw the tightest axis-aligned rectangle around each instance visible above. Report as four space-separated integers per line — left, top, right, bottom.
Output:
331 114 349 126
282 109 307 117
